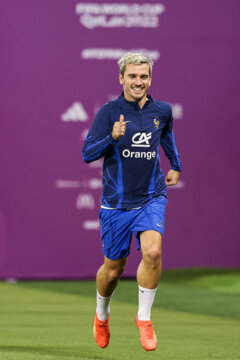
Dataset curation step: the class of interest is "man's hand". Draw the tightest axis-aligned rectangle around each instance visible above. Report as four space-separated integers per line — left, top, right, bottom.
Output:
165 170 180 186
112 114 126 140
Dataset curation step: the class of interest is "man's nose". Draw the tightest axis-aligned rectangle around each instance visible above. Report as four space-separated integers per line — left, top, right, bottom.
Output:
135 77 142 85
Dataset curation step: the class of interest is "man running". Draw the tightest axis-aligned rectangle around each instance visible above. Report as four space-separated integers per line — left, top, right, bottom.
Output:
82 52 182 351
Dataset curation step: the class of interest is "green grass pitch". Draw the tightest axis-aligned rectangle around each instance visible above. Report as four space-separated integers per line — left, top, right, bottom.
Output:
0 269 240 360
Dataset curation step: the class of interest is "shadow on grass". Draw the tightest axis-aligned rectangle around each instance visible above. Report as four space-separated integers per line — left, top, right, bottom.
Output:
12 269 240 321
0 345 105 359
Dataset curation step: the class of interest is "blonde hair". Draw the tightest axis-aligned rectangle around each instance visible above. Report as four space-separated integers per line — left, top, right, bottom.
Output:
118 52 153 76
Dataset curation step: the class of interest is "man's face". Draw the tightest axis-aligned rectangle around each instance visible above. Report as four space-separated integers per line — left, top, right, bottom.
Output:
119 63 152 103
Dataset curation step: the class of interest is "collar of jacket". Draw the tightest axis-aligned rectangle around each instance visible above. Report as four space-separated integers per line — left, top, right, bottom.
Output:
118 92 153 108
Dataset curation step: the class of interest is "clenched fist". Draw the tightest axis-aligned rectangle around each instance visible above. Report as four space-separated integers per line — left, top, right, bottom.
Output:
165 170 180 186
112 114 126 140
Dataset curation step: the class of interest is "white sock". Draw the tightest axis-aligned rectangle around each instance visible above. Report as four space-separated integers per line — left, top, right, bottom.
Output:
96 290 113 321
137 285 157 321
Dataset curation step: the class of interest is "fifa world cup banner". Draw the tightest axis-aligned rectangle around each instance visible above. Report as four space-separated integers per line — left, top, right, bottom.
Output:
0 0 240 278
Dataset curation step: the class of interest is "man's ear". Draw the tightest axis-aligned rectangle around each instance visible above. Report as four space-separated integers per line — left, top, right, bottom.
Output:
119 73 123 85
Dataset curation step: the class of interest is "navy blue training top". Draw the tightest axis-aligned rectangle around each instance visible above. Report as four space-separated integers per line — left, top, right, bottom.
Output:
82 93 182 209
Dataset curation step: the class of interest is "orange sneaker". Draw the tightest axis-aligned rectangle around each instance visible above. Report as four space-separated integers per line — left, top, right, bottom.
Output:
135 315 157 351
93 313 110 348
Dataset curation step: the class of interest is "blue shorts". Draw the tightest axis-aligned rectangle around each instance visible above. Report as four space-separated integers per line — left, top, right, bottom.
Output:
99 195 167 260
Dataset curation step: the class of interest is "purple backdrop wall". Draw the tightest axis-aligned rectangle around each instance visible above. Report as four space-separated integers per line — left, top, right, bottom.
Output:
0 0 240 278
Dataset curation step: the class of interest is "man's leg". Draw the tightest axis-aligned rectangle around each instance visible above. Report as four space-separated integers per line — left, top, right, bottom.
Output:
94 256 127 348
97 256 127 297
96 256 127 320
135 230 162 351
137 230 162 290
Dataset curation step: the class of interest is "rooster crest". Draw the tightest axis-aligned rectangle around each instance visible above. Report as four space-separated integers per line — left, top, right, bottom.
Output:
154 117 160 128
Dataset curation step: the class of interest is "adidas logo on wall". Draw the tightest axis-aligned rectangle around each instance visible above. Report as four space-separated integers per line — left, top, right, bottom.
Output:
61 102 88 122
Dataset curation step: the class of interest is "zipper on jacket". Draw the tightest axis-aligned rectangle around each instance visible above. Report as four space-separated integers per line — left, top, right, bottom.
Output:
138 109 143 129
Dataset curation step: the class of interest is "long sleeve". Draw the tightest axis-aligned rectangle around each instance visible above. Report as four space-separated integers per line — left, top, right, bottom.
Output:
82 104 117 163
160 106 182 172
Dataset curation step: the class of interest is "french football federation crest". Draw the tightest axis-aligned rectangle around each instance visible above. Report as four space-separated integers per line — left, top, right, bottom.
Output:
154 117 160 128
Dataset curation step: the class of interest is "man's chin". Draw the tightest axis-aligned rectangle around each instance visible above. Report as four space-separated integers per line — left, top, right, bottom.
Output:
131 92 144 101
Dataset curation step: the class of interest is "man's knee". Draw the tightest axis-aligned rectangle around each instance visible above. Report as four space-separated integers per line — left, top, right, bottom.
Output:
104 258 127 282
143 247 162 268
107 268 122 283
